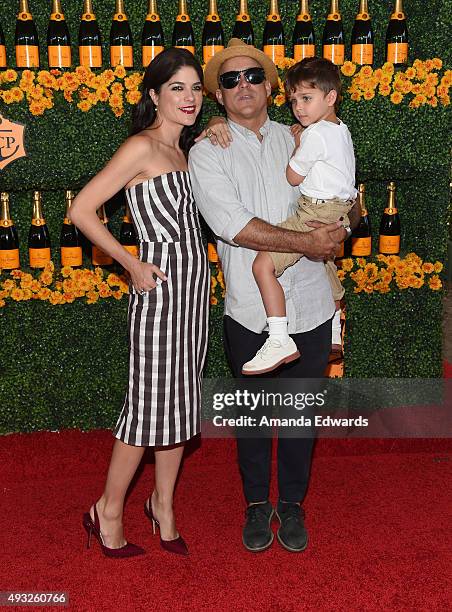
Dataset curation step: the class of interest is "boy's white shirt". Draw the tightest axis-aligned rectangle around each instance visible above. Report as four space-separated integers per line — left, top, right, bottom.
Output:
289 119 358 201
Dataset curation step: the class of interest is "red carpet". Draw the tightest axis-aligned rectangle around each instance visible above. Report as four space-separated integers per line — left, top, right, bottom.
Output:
1 431 451 611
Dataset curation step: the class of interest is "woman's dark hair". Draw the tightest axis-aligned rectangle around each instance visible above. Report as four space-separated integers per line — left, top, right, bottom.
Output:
130 48 204 156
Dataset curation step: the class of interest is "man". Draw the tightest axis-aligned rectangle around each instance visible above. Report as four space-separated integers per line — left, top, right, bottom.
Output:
189 40 360 553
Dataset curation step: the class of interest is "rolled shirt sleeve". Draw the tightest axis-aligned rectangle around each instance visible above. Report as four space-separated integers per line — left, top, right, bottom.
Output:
288 129 326 178
188 142 255 244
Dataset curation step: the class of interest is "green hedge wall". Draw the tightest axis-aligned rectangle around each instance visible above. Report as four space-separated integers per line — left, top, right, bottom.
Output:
0 1 450 432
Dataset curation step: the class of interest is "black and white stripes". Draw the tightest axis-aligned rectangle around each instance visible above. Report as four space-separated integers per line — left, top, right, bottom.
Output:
113 171 209 447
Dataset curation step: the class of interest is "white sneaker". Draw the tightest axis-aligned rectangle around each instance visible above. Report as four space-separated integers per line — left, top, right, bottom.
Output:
242 337 300 376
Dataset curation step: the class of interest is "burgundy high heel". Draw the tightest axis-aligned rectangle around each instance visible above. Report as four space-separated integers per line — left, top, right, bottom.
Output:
144 499 188 556
82 503 146 558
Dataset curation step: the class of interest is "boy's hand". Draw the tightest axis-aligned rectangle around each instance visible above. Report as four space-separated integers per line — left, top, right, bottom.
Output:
290 123 303 148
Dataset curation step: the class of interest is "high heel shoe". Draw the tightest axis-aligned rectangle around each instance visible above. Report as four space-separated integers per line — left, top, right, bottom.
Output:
144 499 188 556
82 503 146 558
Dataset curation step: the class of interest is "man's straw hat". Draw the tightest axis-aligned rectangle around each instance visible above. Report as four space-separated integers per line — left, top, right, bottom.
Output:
203 38 279 95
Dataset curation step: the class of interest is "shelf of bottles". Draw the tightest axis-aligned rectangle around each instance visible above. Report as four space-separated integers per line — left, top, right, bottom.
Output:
0 0 409 71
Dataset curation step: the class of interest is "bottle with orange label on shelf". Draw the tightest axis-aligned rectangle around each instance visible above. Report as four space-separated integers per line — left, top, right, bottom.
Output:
120 202 138 258
92 205 114 267
142 0 164 67
0 192 20 271
351 0 373 66
379 181 401 255
386 0 408 67
172 0 195 55
110 0 133 69
60 190 83 268
351 183 372 257
47 0 72 69
202 0 224 64
292 0 315 62
79 0 102 68
28 191 51 269
263 0 285 65
322 0 345 66
0 23 7 69
232 0 254 46
15 0 40 68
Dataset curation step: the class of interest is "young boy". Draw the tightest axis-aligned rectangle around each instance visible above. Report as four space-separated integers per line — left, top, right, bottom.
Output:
242 57 357 375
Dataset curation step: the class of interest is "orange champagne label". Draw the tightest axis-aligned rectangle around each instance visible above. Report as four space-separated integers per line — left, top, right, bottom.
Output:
31 218 46 226
0 45 6 67
267 14 281 22
110 46 133 67
294 44 315 62
17 13 33 21
387 42 408 64
351 236 372 257
384 207 398 215
379 235 400 254
123 245 139 258
113 13 128 21
0 249 20 269
203 45 224 63
175 45 195 55
61 246 82 267
79 45 102 67
92 246 113 266
29 247 51 268
390 12 406 20
323 44 344 65
352 43 373 65
297 14 312 22
263 44 285 63
142 45 164 66
48 45 72 68
16 45 39 67
81 13 96 21
146 14 160 21
207 243 218 263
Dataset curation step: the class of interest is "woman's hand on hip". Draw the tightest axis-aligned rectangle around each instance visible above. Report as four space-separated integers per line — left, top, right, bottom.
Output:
129 260 167 293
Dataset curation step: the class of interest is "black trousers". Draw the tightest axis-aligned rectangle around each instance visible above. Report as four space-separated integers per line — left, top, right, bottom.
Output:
223 315 332 504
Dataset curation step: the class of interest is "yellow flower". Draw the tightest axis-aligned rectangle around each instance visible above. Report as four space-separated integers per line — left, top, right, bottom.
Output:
424 59 434 72
61 265 73 278
111 82 124 95
376 283 390 294
363 90 375 101
428 275 442 290
432 58 442 70
22 288 33 300
410 276 424 289
382 62 394 76
77 100 92 112
63 292 76 303
112 290 123 300
126 90 142 105
427 96 438 107
273 93 286 107
340 258 354 272
39 271 53 286
359 65 373 79
11 87 24 102
30 279 41 292
109 93 123 107
94 267 103 279
75 66 92 82
4 68 18 83
63 278 76 293
422 262 435 273
379 84 391 97
341 61 356 77
0 299 5 308
380 74 392 86
2 91 14 104
350 91 361 101
114 65 127 79
38 287 51 300
210 296 218 306
107 273 121 287
405 67 416 79
356 258 367 268
97 87 110 102
336 269 346 281
426 73 439 86
98 282 112 298
439 95 450 106
434 261 443 273
86 290 99 304
49 291 64 304
11 287 25 301
390 91 403 104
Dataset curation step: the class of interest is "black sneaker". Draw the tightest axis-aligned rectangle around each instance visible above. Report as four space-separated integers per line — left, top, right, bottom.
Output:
242 501 274 552
276 501 308 552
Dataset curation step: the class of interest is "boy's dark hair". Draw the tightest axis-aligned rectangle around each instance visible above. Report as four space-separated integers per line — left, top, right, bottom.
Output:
285 57 342 110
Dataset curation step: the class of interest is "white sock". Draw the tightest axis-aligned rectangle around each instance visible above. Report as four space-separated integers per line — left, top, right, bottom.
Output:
331 309 342 345
267 316 290 345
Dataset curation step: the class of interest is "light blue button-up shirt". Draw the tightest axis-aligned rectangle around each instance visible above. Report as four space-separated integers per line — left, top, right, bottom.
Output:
189 117 335 334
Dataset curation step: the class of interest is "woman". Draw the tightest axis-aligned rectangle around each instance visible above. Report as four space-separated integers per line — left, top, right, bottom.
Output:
70 48 209 557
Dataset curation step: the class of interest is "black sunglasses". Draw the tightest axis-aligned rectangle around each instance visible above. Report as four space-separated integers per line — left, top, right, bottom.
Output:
218 67 266 89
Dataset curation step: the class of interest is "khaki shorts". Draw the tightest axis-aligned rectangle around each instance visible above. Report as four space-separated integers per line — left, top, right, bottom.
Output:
270 195 355 300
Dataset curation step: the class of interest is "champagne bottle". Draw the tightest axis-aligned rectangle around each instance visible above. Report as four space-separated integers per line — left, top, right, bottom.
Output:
0 193 20 270
79 0 102 68
386 0 408 66
110 0 133 68
47 0 72 69
15 0 40 68
351 0 373 66
263 0 285 64
120 202 138 258
351 184 372 257
60 191 82 268
28 191 51 269
92 205 113 266
142 0 164 67
293 0 315 62
0 23 7 69
202 0 224 64
379 182 401 255
172 0 195 55
322 0 345 66
232 0 254 46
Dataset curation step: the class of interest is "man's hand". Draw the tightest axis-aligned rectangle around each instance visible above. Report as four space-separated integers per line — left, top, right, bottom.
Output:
300 221 344 261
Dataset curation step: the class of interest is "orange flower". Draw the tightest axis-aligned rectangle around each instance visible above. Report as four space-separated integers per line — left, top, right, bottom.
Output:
427 96 438 108
434 261 443 273
11 287 25 301
39 271 53 286
63 292 76 303
341 61 356 77
390 91 403 104
432 58 442 70
114 65 127 79
49 291 64 305
359 65 373 79
428 275 442 290
379 84 391 97
340 258 354 272
112 290 123 300
422 262 435 273
350 91 361 101
126 90 142 105
38 287 51 300
61 265 73 278
404 67 416 79
86 290 99 304
273 93 286 107
97 87 110 102
210 296 218 306
77 100 92 112
111 82 124 95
